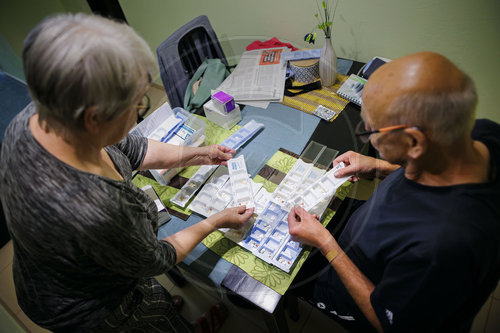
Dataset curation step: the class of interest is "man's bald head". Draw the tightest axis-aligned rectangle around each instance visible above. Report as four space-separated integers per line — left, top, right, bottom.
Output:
362 52 477 146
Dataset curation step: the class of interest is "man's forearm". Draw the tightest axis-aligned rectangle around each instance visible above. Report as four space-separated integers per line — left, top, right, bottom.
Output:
376 158 400 179
321 238 384 333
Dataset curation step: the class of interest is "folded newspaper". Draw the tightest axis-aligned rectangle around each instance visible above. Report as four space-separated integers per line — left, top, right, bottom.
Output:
215 47 289 107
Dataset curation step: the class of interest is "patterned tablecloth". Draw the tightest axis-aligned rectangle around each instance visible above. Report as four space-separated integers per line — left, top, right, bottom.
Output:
202 148 352 295
132 113 351 295
132 117 241 220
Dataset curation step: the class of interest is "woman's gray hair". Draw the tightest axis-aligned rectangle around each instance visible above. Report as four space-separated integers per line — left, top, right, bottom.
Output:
385 73 477 146
23 13 156 131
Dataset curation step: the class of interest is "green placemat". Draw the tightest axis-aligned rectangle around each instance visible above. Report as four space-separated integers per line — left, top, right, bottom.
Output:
202 149 352 295
132 116 241 219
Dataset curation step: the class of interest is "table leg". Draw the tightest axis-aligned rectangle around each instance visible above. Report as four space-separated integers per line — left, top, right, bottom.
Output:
165 266 188 287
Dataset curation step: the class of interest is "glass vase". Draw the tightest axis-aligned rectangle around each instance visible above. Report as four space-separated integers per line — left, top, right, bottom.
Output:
319 37 337 87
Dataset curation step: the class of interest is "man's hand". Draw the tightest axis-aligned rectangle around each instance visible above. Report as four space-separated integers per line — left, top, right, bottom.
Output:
288 206 332 249
333 150 398 181
212 206 254 229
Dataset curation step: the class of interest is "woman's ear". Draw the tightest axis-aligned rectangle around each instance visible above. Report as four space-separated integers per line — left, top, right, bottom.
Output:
82 106 101 134
405 127 427 159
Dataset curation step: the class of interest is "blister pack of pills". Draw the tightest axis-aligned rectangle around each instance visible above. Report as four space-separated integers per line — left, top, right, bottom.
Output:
289 162 350 212
312 105 337 121
238 202 301 272
228 155 255 208
170 165 218 207
220 120 264 150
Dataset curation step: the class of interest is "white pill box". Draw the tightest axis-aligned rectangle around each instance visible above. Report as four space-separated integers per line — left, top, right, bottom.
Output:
203 100 241 130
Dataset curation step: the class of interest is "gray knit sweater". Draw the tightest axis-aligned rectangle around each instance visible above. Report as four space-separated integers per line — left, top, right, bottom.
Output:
0 104 177 331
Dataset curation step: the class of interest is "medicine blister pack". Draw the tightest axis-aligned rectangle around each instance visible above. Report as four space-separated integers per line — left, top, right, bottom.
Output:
228 155 255 208
313 105 337 121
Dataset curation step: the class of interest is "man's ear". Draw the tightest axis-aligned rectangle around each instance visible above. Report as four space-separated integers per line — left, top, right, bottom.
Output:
82 106 101 134
405 127 427 159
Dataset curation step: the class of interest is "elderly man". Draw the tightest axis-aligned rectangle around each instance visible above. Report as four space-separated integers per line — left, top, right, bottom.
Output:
288 52 500 333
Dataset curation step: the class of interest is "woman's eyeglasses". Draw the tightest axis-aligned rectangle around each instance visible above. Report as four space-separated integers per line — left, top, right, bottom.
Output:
134 94 150 123
355 120 419 143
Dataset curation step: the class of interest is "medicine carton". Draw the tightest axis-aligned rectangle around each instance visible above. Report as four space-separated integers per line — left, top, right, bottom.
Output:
203 100 241 130
212 91 235 113
144 107 206 185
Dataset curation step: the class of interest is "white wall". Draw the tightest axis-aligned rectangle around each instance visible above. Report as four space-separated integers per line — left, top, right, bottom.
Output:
120 0 500 122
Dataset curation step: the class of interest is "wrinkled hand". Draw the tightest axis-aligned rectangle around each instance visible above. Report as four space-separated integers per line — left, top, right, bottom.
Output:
204 145 236 166
213 206 254 229
288 206 331 249
184 145 236 167
332 150 380 182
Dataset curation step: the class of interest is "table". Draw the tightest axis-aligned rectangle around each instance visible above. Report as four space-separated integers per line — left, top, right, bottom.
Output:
157 60 365 332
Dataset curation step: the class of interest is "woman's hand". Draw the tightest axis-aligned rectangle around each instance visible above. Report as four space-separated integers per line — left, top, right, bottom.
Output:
212 206 254 229
184 145 236 167
288 206 332 249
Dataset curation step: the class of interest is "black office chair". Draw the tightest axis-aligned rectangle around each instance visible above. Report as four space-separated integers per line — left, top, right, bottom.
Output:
0 71 31 248
156 15 229 109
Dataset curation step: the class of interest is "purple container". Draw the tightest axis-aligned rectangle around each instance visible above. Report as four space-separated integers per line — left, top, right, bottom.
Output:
212 91 235 112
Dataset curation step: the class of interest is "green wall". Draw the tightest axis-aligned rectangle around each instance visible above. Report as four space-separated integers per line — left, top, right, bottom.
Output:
0 0 91 80
120 0 500 122
1 0 499 121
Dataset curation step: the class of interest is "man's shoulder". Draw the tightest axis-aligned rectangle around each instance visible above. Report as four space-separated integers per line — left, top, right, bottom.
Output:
472 119 500 147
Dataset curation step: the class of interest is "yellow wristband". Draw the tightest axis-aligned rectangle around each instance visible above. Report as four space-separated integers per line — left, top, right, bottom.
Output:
324 248 339 263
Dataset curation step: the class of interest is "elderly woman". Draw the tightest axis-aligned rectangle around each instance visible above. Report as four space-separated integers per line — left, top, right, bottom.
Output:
0 13 253 333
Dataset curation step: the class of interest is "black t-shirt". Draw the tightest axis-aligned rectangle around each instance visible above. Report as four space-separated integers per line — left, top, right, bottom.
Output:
314 119 500 333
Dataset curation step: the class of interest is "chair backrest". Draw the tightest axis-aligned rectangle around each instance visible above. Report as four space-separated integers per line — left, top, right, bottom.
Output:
157 15 228 108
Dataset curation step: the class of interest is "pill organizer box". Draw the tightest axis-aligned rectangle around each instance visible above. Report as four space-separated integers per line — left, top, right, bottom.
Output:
228 155 255 209
204 100 241 130
220 120 264 150
238 202 301 273
271 159 314 208
170 120 264 209
289 162 350 213
189 166 263 219
141 185 171 226
170 165 218 208
187 166 230 217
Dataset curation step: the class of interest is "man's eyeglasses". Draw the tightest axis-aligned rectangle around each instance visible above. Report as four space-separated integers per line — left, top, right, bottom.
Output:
355 120 418 143
134 94 150 123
